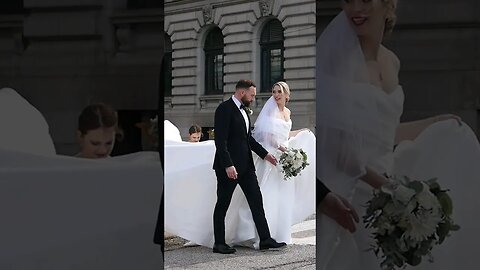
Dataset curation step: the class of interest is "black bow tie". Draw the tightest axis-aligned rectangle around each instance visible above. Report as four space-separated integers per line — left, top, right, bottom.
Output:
240 104 246 110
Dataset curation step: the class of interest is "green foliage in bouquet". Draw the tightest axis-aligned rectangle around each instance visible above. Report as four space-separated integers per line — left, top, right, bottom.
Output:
363 176 460 270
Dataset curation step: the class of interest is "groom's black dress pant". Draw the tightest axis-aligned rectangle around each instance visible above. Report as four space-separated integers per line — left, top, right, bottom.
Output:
213 168 271 244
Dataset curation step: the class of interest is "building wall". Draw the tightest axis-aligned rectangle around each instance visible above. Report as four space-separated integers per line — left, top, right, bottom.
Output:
0 0 163 154
317 0 480 137
164 0 316 139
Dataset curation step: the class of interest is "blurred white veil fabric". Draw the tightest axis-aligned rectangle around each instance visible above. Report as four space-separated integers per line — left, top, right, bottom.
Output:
316 12 392 267
252 96 289 151
0 88 162 269
0 87 56 156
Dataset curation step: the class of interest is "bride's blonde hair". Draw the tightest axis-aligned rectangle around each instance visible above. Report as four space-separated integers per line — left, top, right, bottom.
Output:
383 0 397 34
272 81 291 102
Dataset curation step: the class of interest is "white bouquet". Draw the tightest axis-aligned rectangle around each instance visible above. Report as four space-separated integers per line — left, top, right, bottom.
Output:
363 176 460 270
278 148 309 180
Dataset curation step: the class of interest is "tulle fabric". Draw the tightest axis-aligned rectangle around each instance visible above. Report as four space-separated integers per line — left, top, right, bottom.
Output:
0 88 56 156
164 120 182 142
391 120 480 270
316 11 391 196
252 96 289 150
237 120 316 249
163 137 218 247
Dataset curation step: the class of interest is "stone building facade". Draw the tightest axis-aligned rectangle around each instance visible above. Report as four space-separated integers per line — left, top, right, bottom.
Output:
164 0 316 140
0 0 163 155
317 0 480 137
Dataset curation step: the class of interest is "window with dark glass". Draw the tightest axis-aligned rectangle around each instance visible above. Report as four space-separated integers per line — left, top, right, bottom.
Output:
162 34 173 97
127 0 162 9
260 19 285 92
204 28 224 95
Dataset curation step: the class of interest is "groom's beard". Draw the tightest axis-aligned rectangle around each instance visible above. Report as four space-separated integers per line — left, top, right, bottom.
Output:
241 97 251 107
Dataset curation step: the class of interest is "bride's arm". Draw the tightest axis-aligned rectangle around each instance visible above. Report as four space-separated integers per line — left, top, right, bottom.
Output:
268 133 288 152
285 108 310 138
395 114 461 144
254 131 287 152
289 128 309 138
395 117 435 144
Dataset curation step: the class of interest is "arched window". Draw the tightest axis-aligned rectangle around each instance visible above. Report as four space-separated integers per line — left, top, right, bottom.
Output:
260 19 284 92
162 34 172 97
204 28 224 95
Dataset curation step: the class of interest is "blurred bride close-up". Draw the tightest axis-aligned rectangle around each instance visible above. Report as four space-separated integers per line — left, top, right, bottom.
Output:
316 0 480 269
0 87 162 269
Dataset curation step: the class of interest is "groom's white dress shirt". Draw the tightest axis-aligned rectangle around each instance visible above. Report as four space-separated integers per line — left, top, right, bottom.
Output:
232 95 249 134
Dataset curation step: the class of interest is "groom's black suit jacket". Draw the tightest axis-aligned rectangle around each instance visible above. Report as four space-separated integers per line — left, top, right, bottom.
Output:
317 178 331 205
213 98 268 174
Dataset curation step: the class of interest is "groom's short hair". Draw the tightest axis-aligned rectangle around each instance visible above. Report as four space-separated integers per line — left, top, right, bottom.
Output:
235 79 256 91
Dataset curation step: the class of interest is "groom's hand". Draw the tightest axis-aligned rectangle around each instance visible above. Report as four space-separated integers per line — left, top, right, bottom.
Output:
319 192 359 233
225 166 238 180
264 153 278 166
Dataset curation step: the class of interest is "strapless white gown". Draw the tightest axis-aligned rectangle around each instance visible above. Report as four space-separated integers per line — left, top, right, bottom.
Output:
318 86 480 269
164 119 316 248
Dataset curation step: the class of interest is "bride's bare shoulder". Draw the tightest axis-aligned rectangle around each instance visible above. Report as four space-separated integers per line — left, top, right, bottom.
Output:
380 45 400 73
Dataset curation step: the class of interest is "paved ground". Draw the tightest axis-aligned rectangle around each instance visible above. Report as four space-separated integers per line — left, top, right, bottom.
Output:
164 215 315 269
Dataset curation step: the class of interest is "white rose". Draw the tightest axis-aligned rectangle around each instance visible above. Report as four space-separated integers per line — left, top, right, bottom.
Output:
393 185 416 205
382 182 415 205
403 209 442 242
403 198 442 242
416 182 441 211
293 159 303 169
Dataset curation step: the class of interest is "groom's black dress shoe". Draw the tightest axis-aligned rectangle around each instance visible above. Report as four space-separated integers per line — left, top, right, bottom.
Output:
213 243 236 254
259 238 287 250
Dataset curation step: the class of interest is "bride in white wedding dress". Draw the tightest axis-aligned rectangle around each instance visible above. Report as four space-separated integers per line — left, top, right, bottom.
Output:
316 1 480 270
164 82 315 249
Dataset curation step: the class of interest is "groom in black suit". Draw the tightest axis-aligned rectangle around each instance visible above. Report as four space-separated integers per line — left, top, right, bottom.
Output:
212 79 286 254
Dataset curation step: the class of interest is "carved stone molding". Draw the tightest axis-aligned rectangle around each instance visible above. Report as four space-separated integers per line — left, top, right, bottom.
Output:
259 0 273 17
164 96 173 109
199 94 223 110
202 4 214 24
